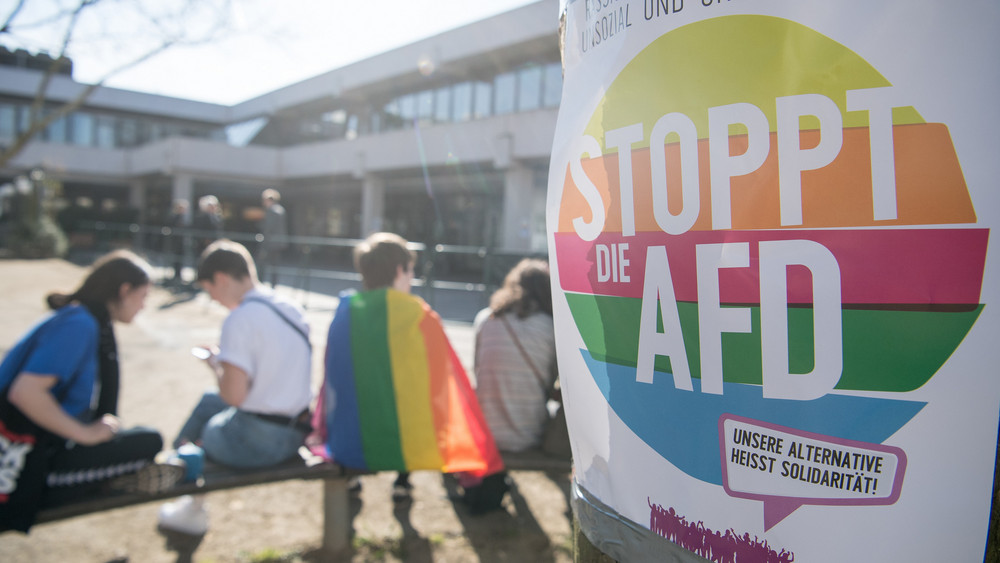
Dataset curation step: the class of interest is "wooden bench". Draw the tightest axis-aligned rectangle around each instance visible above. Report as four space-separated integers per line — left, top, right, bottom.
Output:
35 449 572 555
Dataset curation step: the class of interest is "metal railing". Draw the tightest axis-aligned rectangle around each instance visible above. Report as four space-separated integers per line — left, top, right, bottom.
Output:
70 221 546 317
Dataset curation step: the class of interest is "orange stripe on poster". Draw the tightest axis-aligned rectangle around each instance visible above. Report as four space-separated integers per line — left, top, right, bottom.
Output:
557 123 974 233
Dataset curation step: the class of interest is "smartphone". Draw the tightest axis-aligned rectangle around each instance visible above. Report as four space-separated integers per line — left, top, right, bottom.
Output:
190 346 212 360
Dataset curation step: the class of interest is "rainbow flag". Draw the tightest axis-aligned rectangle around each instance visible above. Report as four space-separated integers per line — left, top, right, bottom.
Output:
315 288 504 477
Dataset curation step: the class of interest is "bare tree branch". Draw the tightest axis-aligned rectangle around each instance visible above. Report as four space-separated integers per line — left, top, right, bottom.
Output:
28 0 92 130
0 0 243 170
0 0 28 35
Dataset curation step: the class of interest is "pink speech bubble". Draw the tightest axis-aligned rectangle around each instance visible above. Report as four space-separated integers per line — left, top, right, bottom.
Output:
719 414 907 531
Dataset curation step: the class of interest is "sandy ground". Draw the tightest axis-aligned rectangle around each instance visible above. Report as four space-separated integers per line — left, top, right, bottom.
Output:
0 258 574 563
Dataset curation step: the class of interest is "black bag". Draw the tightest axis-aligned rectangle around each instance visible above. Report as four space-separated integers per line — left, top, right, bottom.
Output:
0 311 72 532
0 390 60 532
462 471 511 515
540 400 571 459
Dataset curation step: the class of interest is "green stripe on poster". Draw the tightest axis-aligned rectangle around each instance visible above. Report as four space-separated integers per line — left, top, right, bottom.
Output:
565 293 983 392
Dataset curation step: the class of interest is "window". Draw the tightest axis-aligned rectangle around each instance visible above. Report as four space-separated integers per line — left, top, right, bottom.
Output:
70 113 93 146
317 109 348 138
473 81 492 119
298 60 562 140
434 86 451 122
17 105 29 134
148 122 164 143
134 120 152 145
160 123 184 139
517 66 542 112
346 114 359 140
43 110 67 143
95 116 116 148
493 72 516 115
381 98 410 131
452 82 472 122
0 104 17 141
543 63 563 107
118 118 138 147
416 90 433 122
398 94 416 122
225 116 268 146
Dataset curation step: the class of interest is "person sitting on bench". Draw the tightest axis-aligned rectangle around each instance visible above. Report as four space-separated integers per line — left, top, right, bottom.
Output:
0 250 182 533
473 258 559 453
158 239 313 535
312 232 507 512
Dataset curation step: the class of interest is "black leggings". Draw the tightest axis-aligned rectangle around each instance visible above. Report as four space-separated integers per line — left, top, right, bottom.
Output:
42 426 163 507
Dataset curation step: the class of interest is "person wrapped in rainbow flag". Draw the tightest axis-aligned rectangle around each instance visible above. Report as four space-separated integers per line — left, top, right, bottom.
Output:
310 232 507 512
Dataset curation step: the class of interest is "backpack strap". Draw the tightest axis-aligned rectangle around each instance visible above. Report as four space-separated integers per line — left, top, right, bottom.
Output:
241 296 311 349
498 315 553 394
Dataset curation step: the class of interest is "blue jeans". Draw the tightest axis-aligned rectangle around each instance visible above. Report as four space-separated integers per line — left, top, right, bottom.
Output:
174 391 306 469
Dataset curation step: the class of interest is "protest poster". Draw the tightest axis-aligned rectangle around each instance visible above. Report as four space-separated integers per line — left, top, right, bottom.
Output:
547 1 999 560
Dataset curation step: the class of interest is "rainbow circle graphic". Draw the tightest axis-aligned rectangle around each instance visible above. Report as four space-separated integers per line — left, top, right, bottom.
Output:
554 15 987 494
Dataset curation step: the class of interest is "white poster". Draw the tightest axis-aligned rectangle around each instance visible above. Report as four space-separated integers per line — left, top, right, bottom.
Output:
548 1 999 560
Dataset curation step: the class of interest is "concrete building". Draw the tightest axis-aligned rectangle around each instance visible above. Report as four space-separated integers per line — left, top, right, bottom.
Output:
0 0 561 265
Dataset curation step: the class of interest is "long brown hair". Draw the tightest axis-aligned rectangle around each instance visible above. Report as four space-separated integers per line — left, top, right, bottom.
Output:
47 250 152 311
489 258 552 318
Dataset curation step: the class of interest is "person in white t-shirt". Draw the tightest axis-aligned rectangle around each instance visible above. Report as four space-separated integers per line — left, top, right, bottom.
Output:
174 238 312 466
159 239 313 535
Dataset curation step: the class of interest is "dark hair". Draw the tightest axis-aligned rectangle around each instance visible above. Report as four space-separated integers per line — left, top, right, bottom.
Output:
47 250 152 311
489 258 552 318
197 239 257 282
353 232 415 290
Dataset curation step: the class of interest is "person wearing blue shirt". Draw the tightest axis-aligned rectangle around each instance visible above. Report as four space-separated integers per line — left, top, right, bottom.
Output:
0 250 180 533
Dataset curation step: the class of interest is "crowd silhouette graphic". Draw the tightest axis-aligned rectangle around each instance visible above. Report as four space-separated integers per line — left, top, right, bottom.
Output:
648 499 794 562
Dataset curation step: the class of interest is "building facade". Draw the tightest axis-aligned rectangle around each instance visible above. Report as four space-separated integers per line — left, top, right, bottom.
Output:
0 0 561 263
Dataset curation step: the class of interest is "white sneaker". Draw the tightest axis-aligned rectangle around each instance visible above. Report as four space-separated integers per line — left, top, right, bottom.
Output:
157 495 208 536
